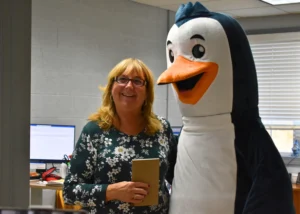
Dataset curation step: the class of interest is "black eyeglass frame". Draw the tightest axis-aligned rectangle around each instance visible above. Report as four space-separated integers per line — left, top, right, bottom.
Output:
114 76 147 86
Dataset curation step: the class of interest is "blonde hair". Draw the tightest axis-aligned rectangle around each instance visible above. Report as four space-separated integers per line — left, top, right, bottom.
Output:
89 58 162 135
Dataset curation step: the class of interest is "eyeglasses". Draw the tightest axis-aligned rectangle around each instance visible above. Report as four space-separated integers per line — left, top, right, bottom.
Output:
114 76 146 87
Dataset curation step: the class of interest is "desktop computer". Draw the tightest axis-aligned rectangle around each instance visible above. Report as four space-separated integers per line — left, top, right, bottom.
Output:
171 126 182 136
29 124 75 179
30 124 75 164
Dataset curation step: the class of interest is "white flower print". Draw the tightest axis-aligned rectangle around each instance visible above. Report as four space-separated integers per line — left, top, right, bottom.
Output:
79 142 86 151
126 148 135 157
107 167 121 183
103 130 110 135
72 150 78 159
114 146 126 155
118 203 130 213
145 140 153 148
120 136 131 144
150 204 159 211
112 167 121 174
86 159 93 171
86 142 93 152
80 133 87 142
104 137 112 147
159 150 166 159
91 185 101 195
106 157 117 167
87 198 96 207
164 135 168 141
108 209 115 214
103 149 111 155
69 174 78 182
114 146 131 161
162 193 168 204
139 139 146 148
120 152 130 161
73 185 82 194
158 136 166 146
82 170 91 178
107 171 113 178
90 208 97 214
99 149 111 159
141 149 149 155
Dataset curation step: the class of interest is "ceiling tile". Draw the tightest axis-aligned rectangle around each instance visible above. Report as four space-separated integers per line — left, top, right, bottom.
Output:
223 6 287 17
132 0 296 17
158 0 266 12
133 0 199 6
275 3 300 13
132 0 164 7
159 4 182 11
199 0 270 11
216 11 240 18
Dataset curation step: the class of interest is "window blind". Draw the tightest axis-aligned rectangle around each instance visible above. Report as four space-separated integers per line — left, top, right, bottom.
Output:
248 33 300 127
295 129 300 141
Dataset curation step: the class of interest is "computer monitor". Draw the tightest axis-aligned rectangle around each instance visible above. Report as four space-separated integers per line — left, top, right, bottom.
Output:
30 124 75 163
172 126 182 136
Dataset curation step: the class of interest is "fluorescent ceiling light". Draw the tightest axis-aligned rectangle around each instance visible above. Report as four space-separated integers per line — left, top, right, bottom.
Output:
261 0 300 5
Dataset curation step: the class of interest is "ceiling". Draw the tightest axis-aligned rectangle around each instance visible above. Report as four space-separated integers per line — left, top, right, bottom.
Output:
132 0 300 18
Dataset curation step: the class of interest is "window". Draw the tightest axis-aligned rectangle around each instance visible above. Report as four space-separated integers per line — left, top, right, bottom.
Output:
248 32 300 154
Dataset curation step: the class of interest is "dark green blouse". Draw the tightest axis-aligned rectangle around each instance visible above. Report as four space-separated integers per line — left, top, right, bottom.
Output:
63 116 177 214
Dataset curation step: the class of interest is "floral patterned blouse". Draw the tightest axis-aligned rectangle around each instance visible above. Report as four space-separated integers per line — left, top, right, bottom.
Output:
63 116 177 214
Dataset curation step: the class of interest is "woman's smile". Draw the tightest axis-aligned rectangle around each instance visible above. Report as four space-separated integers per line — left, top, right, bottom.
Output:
121 93 136 99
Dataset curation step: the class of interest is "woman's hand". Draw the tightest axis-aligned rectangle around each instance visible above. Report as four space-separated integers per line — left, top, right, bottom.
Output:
106 181 149 203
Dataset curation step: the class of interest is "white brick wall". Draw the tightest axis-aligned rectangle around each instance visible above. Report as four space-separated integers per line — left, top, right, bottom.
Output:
31 0 169 140
166 11 182 126
167 85 182 126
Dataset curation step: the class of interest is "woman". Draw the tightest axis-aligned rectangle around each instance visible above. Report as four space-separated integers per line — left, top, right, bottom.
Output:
63 58 177 214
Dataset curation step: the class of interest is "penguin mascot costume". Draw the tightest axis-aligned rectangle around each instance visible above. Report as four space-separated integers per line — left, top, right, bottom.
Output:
157 2 295 214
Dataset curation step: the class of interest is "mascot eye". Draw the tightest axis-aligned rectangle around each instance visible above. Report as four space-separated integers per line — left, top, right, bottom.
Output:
192 44 205 59
169 49 174 63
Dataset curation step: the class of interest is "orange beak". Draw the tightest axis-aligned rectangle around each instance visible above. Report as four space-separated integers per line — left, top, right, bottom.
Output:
157 56 218 105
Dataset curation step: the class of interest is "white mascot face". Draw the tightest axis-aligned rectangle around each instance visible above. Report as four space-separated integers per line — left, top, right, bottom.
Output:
157 17 233 117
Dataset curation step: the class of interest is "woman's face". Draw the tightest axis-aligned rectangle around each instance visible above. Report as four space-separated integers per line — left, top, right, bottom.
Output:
111 68 147 114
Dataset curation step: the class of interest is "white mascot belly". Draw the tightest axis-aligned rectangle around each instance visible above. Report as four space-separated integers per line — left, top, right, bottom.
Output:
170 115 236 213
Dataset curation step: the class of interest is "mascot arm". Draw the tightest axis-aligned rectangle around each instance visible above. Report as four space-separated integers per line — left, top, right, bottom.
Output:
242 128 295 214
165 124 181 185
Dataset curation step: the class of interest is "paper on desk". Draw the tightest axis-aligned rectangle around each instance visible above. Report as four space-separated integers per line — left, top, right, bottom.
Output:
46 179 64 186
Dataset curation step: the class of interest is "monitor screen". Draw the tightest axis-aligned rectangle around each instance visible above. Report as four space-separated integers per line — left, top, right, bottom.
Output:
172 126 181 136
30 124 75 163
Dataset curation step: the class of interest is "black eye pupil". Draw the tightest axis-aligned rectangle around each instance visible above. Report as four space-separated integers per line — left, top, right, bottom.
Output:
192 44 205 59
169 50 174 63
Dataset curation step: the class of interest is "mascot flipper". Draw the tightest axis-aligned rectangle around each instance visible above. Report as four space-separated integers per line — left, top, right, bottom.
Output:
157 2 295 214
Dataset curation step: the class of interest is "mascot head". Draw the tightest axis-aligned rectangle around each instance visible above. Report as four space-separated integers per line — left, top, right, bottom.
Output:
157 2 259 122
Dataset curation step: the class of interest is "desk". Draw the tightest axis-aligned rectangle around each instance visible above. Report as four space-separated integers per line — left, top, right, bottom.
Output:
294 184 300 214
30 180 81 210
30 180 62 206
